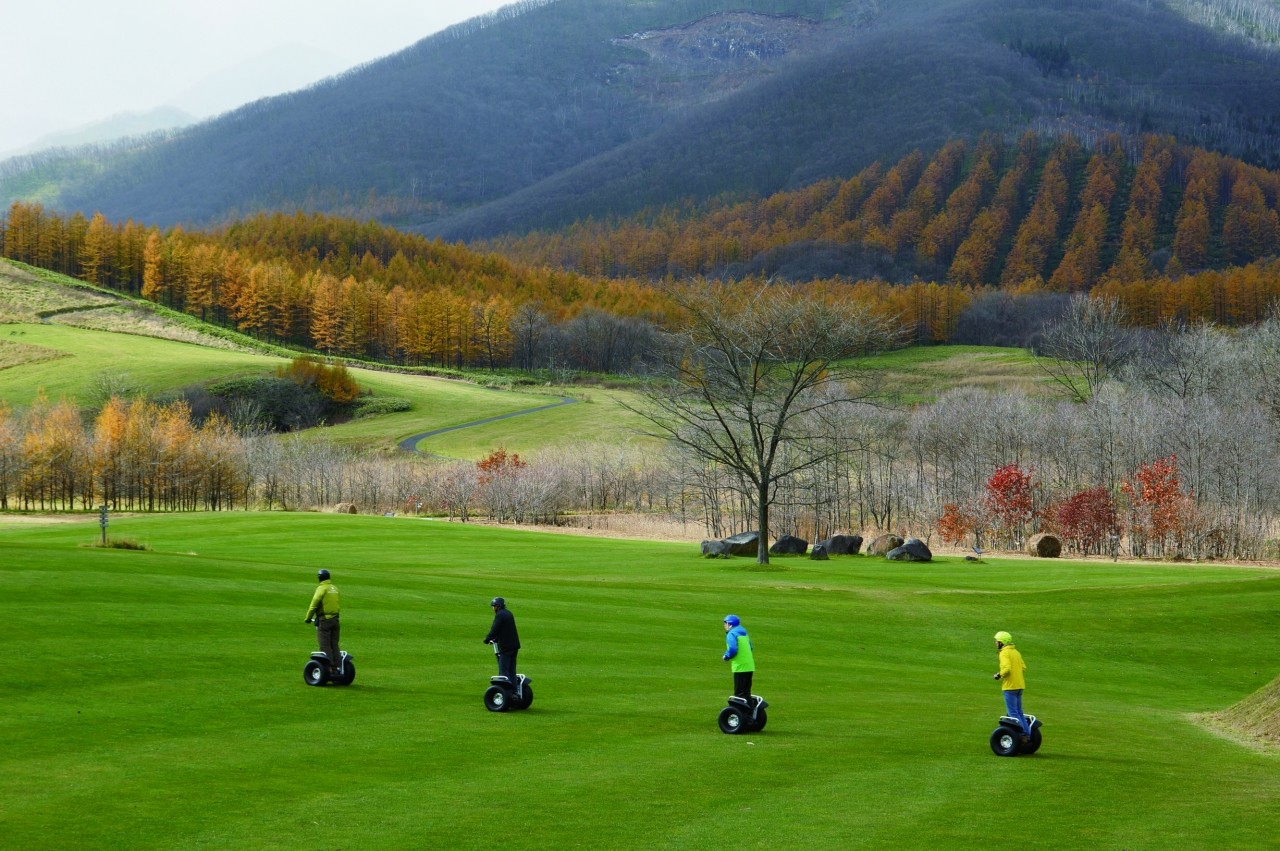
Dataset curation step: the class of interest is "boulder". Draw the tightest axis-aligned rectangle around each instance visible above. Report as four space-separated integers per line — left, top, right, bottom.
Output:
769 534 809 555
721 531 760 556
866 534 904 556
701 539 731 558
886 537 933 562
1027 532 1062 558
819 534 863 555
334 502 358 514
809 543 829 560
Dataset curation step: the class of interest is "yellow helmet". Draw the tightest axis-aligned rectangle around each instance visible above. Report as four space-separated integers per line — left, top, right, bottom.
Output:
994 630 1013 644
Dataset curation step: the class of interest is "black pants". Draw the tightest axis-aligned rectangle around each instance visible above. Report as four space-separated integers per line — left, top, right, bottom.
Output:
733 671 753 700
497 649 519 683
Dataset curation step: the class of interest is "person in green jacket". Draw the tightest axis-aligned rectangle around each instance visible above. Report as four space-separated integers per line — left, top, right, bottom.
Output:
722 614 756 702
993 630 1029 740
305 569 342 672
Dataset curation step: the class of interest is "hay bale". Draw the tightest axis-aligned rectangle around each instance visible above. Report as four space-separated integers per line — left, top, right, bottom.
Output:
1027 532 1061 558
335 502 358 515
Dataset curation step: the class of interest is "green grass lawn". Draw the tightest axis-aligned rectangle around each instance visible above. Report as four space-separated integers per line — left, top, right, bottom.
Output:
5 513 1280 849
0 322 287 405
310 371 571 455
410 386 660 459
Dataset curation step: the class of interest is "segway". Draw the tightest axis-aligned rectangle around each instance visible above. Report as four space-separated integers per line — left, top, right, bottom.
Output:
989 714 1042 756
482 645 532 711
718 694 768 734
303 650 355 686
483 673 533 711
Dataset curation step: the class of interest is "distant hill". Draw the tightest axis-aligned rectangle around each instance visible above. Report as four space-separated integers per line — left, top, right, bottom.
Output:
9 125 1280 365
5 0 1280 240
2 107 196 160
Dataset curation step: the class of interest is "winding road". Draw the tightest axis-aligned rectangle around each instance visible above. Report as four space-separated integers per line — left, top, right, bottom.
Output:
397 396 578 453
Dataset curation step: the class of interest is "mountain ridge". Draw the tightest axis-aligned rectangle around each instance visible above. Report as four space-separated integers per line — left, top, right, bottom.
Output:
5 0 1280 242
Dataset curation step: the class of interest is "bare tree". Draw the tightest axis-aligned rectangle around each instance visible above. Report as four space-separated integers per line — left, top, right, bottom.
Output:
627 280 900 563
1034 294 1136 402
1239 313 1280 425
1124 321 1235 400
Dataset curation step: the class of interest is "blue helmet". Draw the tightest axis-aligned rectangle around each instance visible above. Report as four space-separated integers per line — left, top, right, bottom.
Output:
317 569 331 582
723 614 740 627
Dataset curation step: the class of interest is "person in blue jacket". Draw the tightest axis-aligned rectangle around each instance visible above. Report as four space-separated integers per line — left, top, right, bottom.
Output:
722 614 756 701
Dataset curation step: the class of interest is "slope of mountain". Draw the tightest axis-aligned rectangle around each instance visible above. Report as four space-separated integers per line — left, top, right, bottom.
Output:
4 0 1280 241
1 107 196 160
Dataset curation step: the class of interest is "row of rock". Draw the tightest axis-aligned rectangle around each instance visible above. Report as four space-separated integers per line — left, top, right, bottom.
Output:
701 531 934 562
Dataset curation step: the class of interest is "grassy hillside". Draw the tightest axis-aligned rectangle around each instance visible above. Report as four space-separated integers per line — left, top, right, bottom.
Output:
313 372 600 458
0 322 284 406
0 320 600 455
4 512 1280 848
1 258 1058 458
397 386 658 459
0 314 1054 458
855 345 1054 404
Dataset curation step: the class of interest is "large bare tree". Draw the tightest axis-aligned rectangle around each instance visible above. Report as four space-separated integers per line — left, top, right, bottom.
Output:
629 280 900 563
1034 294 1136 402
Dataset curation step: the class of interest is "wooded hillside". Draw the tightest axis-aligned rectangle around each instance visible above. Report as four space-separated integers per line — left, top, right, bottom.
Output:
8 133 1280 362
7 0 1280 239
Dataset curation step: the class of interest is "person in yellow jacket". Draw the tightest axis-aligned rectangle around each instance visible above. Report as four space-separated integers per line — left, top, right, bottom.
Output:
993 630 1030 740
305 569 342 672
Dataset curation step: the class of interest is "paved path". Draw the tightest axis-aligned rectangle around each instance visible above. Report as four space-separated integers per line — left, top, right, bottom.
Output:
397 396 578 452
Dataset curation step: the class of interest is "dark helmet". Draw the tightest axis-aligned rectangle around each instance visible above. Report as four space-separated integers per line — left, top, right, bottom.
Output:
317 569 331 582
490 597 505 608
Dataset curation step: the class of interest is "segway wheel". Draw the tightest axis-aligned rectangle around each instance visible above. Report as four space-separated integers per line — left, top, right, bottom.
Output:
334 659 356 686
484 685 510 712
748 707 767 732
303 660 328 687
990 726 1020 756
1023 727 1042 754
516 683 533 710
718 706 747 734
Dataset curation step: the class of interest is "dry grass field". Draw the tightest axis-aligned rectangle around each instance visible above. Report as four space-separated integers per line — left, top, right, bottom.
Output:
0 260 260 352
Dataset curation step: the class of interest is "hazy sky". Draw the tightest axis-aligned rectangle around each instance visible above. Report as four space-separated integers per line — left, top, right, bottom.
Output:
3 0 514 156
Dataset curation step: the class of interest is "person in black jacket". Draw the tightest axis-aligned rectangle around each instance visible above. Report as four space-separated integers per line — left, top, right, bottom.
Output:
483 597 521 683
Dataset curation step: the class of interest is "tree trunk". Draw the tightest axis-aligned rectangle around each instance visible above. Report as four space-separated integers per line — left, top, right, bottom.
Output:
757 480 770 564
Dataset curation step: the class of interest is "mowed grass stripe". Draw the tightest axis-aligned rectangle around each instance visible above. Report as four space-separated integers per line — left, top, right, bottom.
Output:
4 513 1280 848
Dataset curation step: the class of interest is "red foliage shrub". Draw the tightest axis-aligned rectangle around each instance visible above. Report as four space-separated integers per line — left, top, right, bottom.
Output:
1053 486 1118 555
